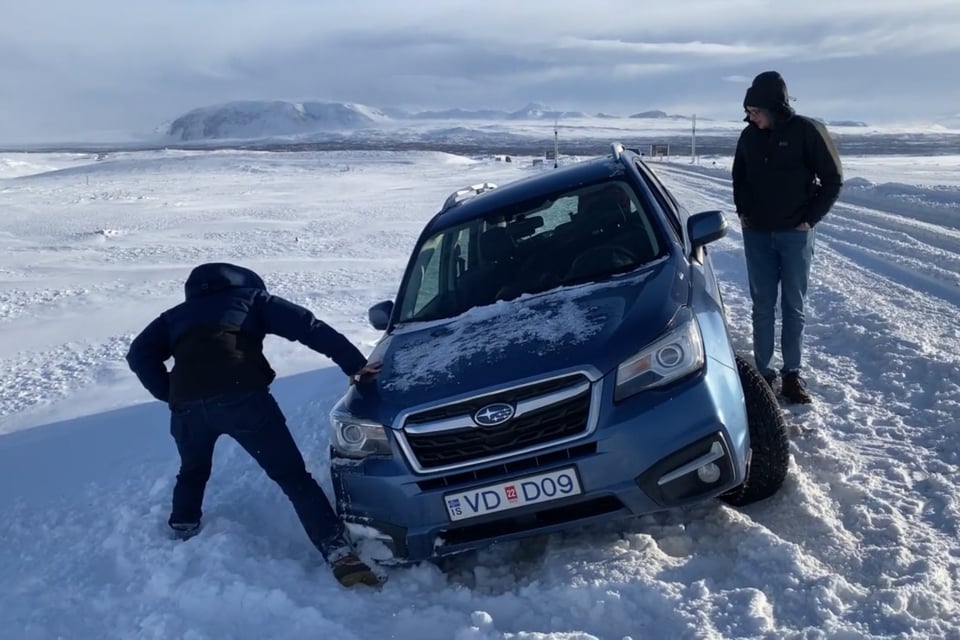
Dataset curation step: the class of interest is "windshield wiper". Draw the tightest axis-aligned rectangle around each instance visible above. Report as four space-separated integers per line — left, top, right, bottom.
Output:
560 264 639 287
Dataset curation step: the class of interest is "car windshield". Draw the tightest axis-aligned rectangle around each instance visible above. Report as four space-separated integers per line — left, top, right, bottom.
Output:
396 180 664 323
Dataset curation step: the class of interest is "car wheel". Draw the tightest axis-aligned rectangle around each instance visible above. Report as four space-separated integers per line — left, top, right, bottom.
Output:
720 354 790 506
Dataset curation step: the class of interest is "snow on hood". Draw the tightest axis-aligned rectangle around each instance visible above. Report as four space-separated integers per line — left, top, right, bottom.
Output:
384 297 603 393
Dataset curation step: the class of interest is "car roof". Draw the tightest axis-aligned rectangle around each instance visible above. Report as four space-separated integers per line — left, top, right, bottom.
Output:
426 152 636 231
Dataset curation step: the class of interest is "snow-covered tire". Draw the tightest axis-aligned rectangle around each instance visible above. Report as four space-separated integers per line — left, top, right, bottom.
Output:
720 354 790 506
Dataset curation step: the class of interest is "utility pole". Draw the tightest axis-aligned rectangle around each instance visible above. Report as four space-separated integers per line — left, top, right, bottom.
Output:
691 114 697 164
553 117 559 169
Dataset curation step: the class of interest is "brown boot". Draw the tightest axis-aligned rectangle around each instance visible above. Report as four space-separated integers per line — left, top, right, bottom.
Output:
331 552 382 588
781 372 812 404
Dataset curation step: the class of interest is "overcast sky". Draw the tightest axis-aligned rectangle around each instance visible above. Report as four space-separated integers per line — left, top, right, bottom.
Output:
2 0 959 143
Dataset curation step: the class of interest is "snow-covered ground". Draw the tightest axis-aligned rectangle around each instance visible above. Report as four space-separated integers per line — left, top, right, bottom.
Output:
1 146 958 639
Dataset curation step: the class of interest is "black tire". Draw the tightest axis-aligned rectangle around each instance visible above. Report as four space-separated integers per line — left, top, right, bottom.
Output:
720 354 790 506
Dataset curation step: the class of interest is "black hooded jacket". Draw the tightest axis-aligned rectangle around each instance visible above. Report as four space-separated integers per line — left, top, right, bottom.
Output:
733 71 843 230
126 263 368 405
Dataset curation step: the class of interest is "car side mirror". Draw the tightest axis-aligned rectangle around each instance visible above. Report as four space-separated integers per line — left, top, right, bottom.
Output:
368 300 394 331
687 210 728 250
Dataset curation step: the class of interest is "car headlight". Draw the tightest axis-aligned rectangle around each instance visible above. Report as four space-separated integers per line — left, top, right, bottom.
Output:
329 412 391 458
615 313 705 401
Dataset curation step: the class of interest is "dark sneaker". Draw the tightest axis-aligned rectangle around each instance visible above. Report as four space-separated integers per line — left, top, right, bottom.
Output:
781 372 812 404
169 521 201 541
331 553 381 588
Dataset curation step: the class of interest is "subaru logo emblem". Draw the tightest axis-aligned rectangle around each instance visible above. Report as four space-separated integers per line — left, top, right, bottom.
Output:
473 403 515 427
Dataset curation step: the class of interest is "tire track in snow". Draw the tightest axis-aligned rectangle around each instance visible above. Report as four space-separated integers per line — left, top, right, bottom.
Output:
831 201 960 256
818 231 960 307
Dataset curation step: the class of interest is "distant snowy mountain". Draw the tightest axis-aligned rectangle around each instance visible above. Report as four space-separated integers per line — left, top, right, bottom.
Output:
164 101 604 141
404 103 587 121
628 110 691 120
159 99 939 146
827 120 868 127
507 103 587 120
167 101 390 141
937 113 960 129
409 107 514 120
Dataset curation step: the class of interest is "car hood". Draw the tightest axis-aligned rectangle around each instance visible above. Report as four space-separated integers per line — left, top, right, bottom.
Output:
349 258 689 426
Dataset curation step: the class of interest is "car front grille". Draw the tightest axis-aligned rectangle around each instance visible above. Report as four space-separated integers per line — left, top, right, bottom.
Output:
399 373 595 472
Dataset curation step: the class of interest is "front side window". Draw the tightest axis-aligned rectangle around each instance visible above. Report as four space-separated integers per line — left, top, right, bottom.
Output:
399 234 445 320
397 180 663 323
636 160 683 240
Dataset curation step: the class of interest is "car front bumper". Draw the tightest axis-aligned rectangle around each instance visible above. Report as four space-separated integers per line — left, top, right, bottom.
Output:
331 358 749 563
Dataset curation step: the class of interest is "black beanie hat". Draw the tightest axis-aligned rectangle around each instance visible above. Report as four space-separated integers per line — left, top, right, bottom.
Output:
743 71 794 114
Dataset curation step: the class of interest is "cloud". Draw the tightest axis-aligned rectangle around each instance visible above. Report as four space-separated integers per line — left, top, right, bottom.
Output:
1 0 959 142
550 37 775 58
814 23 960 57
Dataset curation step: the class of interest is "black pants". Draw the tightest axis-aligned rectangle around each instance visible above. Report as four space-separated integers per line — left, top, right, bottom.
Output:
168 390 345 558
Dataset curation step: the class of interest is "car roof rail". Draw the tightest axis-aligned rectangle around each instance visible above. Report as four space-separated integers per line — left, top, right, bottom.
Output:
441 182 498 212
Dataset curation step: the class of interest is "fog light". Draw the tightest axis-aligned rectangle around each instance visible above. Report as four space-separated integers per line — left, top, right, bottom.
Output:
697 462 721 484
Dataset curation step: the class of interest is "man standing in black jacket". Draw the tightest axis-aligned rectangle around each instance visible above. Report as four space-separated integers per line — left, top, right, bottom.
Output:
733 71 842 404
126 262 382 587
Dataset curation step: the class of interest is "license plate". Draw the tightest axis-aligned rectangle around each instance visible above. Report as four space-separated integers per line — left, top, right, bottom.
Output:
444 466 582 522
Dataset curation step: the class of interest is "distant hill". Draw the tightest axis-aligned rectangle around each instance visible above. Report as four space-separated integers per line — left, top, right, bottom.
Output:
827 120 869 127
628 110 692 120
406 103 587 120
506 103 587 120
162 100 884 144
409 107 514 120
936 113 960 129
806 117 870 128
165 101 604 140
167 101 389 141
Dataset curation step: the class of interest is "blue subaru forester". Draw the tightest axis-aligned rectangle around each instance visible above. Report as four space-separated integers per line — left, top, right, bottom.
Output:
329 144 788 563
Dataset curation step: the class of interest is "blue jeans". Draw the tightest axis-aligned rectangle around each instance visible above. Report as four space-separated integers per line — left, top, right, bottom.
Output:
742 228 816 378
168 391 346 559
